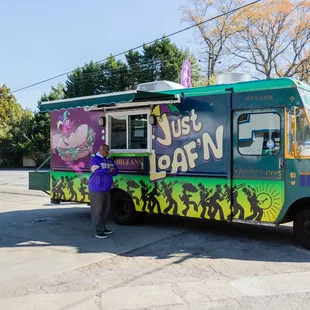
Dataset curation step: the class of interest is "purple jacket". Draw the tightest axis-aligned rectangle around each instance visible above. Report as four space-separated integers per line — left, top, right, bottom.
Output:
88 152 119 192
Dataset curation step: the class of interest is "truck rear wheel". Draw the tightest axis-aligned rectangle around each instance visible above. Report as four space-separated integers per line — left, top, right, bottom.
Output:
293 207 310 250
111 191 143 225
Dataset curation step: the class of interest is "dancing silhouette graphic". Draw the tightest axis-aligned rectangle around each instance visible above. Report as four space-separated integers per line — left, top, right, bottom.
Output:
66 176 78 201
161 181 178 215
209 185 225 221
79 182 89 202
198 183 213 219
244 187 263 221
147 183 161 214
140 180 150 212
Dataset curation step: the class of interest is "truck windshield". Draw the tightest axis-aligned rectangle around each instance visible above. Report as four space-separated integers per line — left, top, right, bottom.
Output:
288 106 310 157
299 88 310 119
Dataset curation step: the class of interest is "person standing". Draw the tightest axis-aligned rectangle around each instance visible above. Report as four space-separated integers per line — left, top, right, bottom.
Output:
88 144 118 238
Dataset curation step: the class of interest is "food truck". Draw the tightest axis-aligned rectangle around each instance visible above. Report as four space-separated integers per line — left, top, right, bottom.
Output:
29 77 310 249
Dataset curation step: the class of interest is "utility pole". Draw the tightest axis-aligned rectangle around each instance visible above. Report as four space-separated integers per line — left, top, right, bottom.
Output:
199 49 220 86
208 52 212 86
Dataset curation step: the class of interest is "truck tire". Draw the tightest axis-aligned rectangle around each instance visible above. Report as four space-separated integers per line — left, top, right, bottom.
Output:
50 199 60 204
111 191 142 225
293 207 310 250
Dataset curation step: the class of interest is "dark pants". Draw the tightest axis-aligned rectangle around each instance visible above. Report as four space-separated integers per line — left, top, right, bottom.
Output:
90 191 111 233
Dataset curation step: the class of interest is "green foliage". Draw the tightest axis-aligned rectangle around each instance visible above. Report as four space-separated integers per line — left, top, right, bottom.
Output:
0 84 28 139
64 62 105 98
38 83 65 109
25 84 65 165
64 38 201 98
0 85 33 167
23 111 50 165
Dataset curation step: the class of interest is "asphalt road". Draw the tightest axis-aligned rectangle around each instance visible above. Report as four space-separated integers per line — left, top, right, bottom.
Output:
0 170 310 310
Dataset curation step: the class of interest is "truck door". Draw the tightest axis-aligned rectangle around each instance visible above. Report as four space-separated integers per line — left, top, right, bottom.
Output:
232 108 285 223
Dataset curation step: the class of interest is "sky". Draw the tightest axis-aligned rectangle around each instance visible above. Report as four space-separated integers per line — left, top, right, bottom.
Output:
0 0 201 111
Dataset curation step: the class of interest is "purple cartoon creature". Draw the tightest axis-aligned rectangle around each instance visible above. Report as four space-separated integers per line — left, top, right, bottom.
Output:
55 111 96 173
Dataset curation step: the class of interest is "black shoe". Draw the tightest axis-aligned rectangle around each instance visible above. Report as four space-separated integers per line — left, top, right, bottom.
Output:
104 228 113 235
95 232 108 239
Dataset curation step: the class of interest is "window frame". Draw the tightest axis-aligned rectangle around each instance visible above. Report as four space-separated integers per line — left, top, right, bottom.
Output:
237 112 281 157
106 109 151 154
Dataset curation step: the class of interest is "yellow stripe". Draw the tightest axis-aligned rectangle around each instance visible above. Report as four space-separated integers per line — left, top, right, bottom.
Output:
91 165 100 172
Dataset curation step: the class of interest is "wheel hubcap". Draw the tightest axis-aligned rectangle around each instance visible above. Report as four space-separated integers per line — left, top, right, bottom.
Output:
115 200 129 219
302 217 310 238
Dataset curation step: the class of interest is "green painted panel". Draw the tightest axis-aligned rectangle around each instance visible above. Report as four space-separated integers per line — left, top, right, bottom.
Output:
29 171 50 191
50 171 284 223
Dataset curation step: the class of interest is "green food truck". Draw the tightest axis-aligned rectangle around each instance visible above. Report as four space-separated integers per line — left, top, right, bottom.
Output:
29 77 310 249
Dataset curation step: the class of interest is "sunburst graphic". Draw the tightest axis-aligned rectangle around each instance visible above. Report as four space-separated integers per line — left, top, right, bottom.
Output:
254 183 282 222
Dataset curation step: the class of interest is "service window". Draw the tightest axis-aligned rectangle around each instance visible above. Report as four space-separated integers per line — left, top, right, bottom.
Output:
107 111 150 152
238 112 281 156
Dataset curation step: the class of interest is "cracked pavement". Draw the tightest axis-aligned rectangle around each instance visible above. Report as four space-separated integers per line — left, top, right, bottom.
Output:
1 171 310 310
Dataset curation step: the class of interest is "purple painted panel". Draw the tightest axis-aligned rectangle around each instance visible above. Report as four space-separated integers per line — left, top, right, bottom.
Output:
51 108 104 173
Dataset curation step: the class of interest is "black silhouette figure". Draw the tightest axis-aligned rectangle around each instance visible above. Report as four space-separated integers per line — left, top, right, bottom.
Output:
179 189 198 216
198 183 213 219
209 185 225 221
66 176 78 201
114 180 119 188
231 185 245 219
140 180 150 212
51 176 59 199
113 178 123 189
244 187 263 221
79 182 89 202
126 182 140 206
162 181 178 216
147 183 161 214
56 176 66 200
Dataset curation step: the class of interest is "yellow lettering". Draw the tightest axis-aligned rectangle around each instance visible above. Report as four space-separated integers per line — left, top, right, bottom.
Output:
190 109 202 132
181 116 191 135
184 141 198 169
158 155 171 170
157 114 172 146
171 119 182 138
149 151 166 181
171 148 188 174
202 126 224 160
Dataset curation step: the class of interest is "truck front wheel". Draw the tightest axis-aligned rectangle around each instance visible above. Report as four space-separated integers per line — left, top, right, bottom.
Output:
110 191 143 225
293 207 310 250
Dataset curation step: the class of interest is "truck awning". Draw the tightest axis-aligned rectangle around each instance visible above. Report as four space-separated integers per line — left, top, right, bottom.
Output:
39 90 178 112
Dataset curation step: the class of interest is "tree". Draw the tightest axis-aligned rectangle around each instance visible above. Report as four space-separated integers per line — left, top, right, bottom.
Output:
0 85 33 167
0 84 28 139
299 55 310 83
39 83 65 109
22 111 50 165
64 59 130 98
64 62 106 98
126 38 201 87
180 0 310 82
23 84 65 165
180 0 243 83
101 56 129 93
227 0 310 79
64 39 202 97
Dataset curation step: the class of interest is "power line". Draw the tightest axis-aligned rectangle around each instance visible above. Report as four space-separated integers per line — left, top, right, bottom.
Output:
11 0 261 94
10 56 174 90
11 56 177 92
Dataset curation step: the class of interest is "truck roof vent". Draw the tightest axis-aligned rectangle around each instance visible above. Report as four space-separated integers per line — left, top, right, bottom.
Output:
216 72 252 85
137 80 185 92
